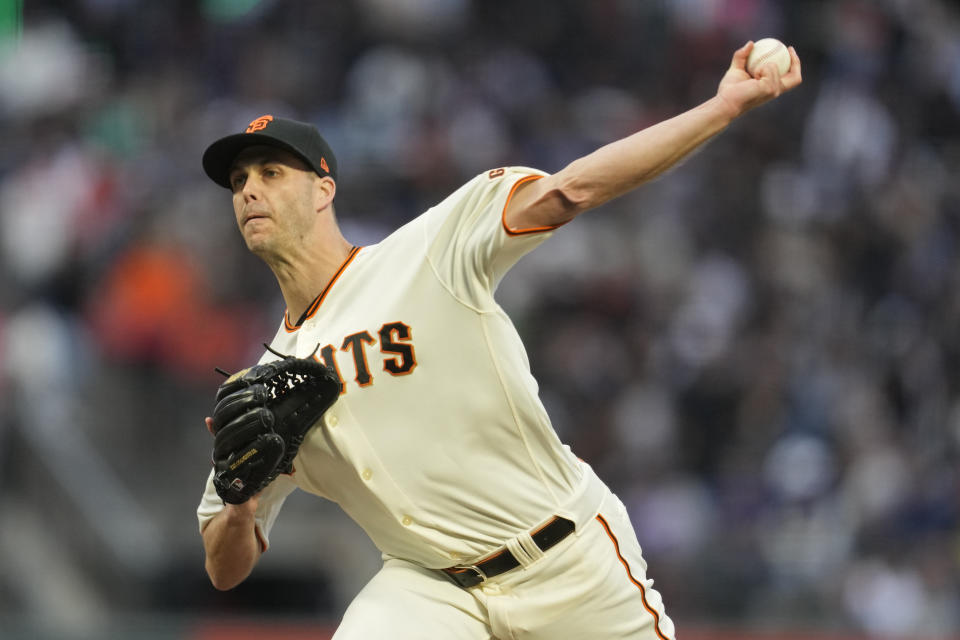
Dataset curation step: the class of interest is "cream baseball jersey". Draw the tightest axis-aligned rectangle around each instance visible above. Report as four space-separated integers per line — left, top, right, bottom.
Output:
198 166 589 568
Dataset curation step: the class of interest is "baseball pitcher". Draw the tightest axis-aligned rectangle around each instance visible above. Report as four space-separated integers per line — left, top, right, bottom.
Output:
197 42 802 639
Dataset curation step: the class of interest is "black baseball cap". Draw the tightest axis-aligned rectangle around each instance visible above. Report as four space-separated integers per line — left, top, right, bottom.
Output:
202 115 338 189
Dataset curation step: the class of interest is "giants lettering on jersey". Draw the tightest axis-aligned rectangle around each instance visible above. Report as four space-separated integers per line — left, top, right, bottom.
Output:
314 321 416 392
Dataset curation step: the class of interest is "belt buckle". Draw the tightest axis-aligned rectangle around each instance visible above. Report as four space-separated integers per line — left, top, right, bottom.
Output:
448 564 487 588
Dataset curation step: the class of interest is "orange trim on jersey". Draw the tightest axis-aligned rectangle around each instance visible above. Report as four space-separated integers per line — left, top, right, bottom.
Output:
501 174 562 236
596 514 670 640
284 246 361 332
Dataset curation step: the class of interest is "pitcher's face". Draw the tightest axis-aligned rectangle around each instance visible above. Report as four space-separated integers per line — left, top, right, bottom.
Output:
228 146 322 256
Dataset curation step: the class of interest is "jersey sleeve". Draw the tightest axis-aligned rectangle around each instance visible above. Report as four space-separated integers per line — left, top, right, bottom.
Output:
197 469 297 552
422 166 558 308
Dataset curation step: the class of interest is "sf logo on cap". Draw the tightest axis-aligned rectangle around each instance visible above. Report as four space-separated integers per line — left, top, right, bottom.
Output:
246 115 273 133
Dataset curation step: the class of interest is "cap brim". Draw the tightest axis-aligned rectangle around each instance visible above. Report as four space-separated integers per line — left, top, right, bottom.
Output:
202 132 316 189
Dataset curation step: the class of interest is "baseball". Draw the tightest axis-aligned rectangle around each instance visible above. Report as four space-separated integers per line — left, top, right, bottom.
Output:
746 38 791 77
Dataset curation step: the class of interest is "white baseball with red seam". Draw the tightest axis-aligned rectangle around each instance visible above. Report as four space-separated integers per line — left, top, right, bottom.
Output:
746 38 791 77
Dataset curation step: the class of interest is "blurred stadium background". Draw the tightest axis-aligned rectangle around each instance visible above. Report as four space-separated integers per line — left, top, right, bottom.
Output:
1 0 959 638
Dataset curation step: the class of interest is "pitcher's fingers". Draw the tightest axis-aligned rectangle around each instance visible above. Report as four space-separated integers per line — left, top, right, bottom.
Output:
783 46 803 87
755 63 784 98
731 41 753 71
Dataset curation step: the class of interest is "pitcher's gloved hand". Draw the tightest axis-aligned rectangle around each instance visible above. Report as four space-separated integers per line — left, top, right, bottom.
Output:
209 357 342 504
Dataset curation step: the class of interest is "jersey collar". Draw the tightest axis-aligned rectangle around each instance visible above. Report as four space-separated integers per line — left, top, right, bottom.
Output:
284 245 361 332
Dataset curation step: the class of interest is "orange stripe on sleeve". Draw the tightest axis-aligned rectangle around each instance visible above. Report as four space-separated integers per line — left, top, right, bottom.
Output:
501 174 564 236
596 514 670 640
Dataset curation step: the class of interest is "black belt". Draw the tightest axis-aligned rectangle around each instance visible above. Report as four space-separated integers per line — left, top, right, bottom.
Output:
443 516 575 588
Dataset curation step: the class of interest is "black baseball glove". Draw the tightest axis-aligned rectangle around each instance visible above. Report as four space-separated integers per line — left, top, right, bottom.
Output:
210 356 342 504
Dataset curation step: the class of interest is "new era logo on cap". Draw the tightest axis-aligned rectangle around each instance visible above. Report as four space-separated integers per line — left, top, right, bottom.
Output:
202 115 338 189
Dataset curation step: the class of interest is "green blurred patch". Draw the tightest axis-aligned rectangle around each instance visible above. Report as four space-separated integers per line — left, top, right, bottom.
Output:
84 100 145 158
202 0 263 21
0 0 22 44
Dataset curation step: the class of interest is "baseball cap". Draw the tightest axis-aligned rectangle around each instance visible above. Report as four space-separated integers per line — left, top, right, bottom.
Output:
202 114 338 189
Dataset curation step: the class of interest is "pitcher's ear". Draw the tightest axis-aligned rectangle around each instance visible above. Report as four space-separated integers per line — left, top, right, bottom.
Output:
314 175 337 210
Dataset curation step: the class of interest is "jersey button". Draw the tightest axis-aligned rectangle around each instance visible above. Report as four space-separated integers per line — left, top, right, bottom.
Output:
401 516 413 526
361 469 373 481
327 414 338 427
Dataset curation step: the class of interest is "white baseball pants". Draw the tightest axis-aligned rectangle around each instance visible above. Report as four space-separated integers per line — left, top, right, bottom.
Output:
332 487 676 639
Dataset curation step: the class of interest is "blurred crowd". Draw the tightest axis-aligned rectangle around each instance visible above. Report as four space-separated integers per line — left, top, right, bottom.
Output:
1 0 960 638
